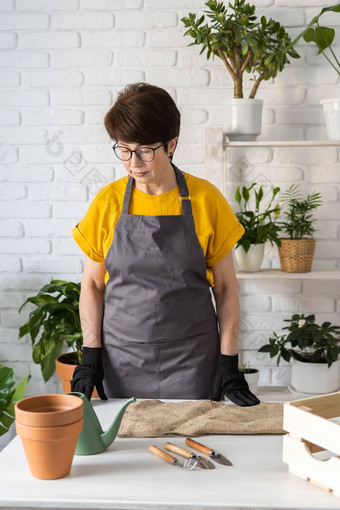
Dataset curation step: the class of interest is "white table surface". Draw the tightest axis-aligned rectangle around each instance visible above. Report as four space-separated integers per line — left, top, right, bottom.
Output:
1 387 340 510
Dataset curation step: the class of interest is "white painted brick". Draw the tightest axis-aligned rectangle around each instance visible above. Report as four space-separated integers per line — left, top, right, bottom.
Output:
22 257 82 274
306 166 340 184
0 33 16 49
1 166 54 182
258 126 305 142
28 184 87 201
337 299 340 313
0 71 20 87
240 313 293 332
0 52 49 68
256 8 305 27
47 126 109 145
0 202 51 219
181 108 208 125
80 108 105 125
238 279 301 295
1 310 30 328
18 32 80 49
239 295 271 313
0 274 55 291
314 220 338 240
0 147 18 164
81 30 145 48
115 11 177 29
0 110 20 125
276 0 328 5
272 147 337 165
0 239 50 255
53 162 115 185
305 126 328 140
24 220 75 238
116 50 176 67
148 29 190 48
20 146 68 165
238 331 272 350
0 0 14 10
80 0 142 8
306 45 340 66
0 343 32 361
306 85 340 105
0 184 26 200
317 203 340 220
84 69 144 87
235 165 304 184
51 13 114 29
0 90 49 106
0 14 48 29
51 50 113 68
0 292 29 309
0 258 21 272
303 280 340 296
54 202 91 220
271 295 335 313
147 69 209 87
179 50 220 69
310 185 338 202
53 239 84 255
22 109 85 126
271 366 291 386
25 380 59 397
315 241 340 258
2 362 30 381
276 107 324 125
257 87 305 105
22 70 83 89
175 144 204 165
276 67 338 86
312 259 337 270
16 0 78 9
0 327 21 343
145 0 208 7
0 127 48 145
0 221 24 237
52 89 111 106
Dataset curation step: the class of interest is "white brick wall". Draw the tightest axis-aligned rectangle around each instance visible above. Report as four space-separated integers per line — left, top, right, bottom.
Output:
0 0 339 404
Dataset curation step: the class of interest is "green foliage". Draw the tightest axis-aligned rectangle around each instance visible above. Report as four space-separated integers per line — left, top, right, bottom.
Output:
235 182 281 252
278 185 322 239
293 4 340 75
181 0 300 98
18 280 82 382
258 314 340 368
0 365 30 437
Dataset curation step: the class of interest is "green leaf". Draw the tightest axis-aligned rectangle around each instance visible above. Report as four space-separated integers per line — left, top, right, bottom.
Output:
235 186 242 204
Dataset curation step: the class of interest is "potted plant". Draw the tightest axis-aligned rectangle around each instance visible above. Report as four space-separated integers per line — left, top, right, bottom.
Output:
258 313 340 394
17 279 94 394
0 365 30 450
181 0 300 140
277 185 322 273
234 182 281 271
293 4 340 139
238 362 259 393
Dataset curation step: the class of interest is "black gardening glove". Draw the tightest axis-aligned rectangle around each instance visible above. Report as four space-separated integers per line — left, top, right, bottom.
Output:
71 347 108 401
211 354 260 407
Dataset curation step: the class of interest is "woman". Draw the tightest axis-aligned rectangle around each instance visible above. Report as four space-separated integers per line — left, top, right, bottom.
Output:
71 83 260 407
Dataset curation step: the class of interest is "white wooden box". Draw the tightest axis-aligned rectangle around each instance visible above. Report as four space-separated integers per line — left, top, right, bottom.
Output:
283 392 340 497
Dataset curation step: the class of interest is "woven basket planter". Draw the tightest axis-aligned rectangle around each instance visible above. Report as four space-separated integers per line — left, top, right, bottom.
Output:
278 238 316 273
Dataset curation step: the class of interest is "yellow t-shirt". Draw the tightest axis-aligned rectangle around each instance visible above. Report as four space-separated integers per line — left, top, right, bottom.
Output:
72 172 244 287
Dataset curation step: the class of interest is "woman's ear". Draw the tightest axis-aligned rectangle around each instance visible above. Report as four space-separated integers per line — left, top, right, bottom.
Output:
168 137 178 157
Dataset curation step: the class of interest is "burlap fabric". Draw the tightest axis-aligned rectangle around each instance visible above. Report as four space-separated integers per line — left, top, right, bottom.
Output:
118 399 284 437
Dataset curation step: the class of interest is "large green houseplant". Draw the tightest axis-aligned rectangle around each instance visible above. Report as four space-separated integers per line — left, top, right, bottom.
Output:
258 314 340 394
234 182 281 271
18 280 82 383
277 185 322 273
0 365 30 438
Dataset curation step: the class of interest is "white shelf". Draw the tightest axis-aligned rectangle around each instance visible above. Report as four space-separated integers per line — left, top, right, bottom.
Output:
236 269 340 279
224 139 340 148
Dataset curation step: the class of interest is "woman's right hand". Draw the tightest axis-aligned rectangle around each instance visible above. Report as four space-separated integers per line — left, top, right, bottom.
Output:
71 346 108 401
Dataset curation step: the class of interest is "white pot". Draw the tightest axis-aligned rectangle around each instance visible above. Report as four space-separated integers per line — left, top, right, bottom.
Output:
291 357 340 394
222 98 263 141
234 243 265 272
244 370 260 393
320 98 340 140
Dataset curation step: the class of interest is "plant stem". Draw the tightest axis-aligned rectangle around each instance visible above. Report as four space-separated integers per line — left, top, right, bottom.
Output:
249 67 269 98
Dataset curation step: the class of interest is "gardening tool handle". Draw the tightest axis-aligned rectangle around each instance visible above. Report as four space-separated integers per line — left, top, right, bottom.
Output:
164 442 192 459
185 438 212 455
149 445 175 464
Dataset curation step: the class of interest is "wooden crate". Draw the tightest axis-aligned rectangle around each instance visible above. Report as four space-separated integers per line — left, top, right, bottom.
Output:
283 391 340 496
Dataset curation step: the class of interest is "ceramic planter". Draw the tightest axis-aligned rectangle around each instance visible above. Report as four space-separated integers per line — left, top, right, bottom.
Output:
290 358 340 394
15 394 83 480
278 238 316 273
243 369 260 393
56 352 99 398
320 98 340 140
234 243 265 272
222 98 263 141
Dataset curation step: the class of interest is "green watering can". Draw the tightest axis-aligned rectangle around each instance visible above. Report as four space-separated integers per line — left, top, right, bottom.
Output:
67 392 136 455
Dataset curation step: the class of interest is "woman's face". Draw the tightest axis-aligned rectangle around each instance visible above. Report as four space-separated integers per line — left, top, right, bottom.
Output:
117 138 178 190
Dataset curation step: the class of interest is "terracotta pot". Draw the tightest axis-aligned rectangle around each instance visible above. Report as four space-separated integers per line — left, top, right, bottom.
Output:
15 394 83 480
55 352 99 398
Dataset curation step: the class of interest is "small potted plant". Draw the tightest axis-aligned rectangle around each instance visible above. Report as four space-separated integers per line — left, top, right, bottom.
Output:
293 4 340 139
258 313 340 394
181 0 300 139
17 279 95 394
234 182 281 271
238 362 260 393
278 185 322 273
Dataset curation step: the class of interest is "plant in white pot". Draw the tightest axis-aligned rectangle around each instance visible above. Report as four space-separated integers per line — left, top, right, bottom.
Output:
293 4 340 139
258 313 340 394
238 362 260 393
277 185 322 273
181 0 300 140
234 182 281 271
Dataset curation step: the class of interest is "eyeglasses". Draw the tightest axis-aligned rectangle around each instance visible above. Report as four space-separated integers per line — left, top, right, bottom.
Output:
112 142 165 162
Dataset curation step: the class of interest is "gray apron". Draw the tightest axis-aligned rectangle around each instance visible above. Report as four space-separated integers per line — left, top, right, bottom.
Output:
101 164 219 399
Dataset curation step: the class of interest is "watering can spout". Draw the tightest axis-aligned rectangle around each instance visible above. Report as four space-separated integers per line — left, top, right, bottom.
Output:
101 396 136 448
66 392 135 455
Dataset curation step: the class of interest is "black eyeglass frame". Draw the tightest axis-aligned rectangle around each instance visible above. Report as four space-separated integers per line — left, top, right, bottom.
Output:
112 142 166 162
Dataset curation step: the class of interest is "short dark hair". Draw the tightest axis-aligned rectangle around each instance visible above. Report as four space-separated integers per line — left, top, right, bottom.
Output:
104 83 181 149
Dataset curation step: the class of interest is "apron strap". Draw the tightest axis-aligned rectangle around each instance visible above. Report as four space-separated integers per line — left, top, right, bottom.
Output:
122 163 193 216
